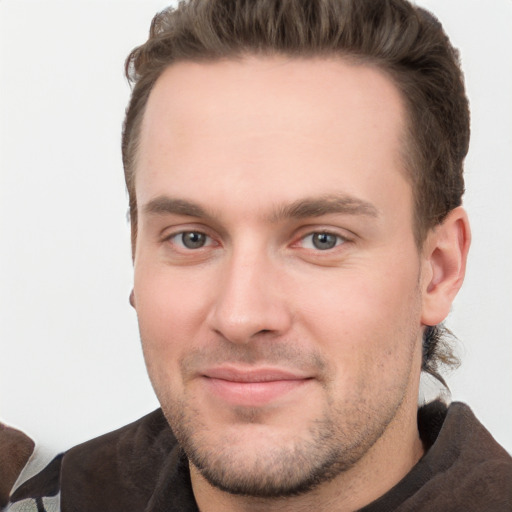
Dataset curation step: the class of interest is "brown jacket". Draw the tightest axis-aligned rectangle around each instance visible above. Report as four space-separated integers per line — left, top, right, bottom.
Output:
7 402 512 511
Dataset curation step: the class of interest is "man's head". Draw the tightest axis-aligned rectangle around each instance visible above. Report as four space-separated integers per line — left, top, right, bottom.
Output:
123 0 470 379
124 0 470 506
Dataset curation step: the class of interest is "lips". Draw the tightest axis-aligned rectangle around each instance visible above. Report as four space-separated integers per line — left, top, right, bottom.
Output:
201 366 311 407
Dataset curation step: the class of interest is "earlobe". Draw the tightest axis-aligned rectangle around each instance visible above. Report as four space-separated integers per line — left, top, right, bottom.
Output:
421 207 471 326
129 289 136 309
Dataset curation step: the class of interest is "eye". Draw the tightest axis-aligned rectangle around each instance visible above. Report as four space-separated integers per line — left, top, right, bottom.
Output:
169 231 212 250
300 232 344 250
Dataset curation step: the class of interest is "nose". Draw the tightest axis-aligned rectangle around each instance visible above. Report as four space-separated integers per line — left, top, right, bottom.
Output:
206 249 292 344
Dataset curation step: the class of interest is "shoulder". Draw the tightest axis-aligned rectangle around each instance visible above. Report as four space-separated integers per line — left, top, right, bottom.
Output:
437 402 512 469
8 409 177 512
360 401 512 512
413 401 512 510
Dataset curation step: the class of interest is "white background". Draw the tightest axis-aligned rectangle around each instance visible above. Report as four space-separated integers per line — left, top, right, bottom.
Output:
1 0 511 455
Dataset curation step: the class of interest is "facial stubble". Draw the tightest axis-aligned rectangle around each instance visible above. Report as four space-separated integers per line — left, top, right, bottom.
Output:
153 338 419 499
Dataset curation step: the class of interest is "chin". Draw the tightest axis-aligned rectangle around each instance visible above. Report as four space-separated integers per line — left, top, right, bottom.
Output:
162 396 383 498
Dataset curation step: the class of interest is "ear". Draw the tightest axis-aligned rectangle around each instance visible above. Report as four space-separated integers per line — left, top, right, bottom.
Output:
129 289 136 309
421 206 471 326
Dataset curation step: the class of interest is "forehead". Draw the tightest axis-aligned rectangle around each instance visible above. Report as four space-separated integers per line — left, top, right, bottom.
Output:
136 56 410 216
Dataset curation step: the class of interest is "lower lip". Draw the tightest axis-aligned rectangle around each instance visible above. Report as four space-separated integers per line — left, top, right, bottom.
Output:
203 377 309 407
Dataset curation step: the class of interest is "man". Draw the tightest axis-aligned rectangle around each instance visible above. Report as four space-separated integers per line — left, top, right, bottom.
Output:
6 0 512 510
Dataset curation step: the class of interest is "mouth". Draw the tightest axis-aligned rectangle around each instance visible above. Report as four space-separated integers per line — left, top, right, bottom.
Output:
201 366 313 407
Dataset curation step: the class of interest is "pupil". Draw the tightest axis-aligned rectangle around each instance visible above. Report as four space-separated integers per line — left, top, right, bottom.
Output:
182 232 206 249
313 233 337 250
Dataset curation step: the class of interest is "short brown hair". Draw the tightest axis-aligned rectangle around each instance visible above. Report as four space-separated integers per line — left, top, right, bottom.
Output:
122 0 469 378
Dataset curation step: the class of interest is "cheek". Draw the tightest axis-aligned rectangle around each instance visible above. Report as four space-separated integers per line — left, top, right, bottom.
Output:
308 278 422 411
301 269 416 330
295 258 422 369
135 262 209 332
133 266 209 383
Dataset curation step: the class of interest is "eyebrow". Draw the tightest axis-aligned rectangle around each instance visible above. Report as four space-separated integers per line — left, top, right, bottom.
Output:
141 193 379 222
143 196 214 219
269 194 379 222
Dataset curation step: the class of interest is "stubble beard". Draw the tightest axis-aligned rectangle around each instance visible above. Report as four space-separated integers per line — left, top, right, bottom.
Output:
148 302 422 499
160 387 405 498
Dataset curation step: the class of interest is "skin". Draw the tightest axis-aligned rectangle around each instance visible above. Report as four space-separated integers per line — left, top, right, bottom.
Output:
132 57 470 511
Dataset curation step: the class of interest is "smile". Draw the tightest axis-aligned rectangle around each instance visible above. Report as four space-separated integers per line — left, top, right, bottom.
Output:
201 367 312 407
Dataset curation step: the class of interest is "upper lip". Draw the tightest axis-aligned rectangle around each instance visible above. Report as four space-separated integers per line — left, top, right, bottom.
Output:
202 366 311 383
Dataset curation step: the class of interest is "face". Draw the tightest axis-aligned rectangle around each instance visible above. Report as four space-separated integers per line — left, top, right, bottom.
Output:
133 57 425 497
